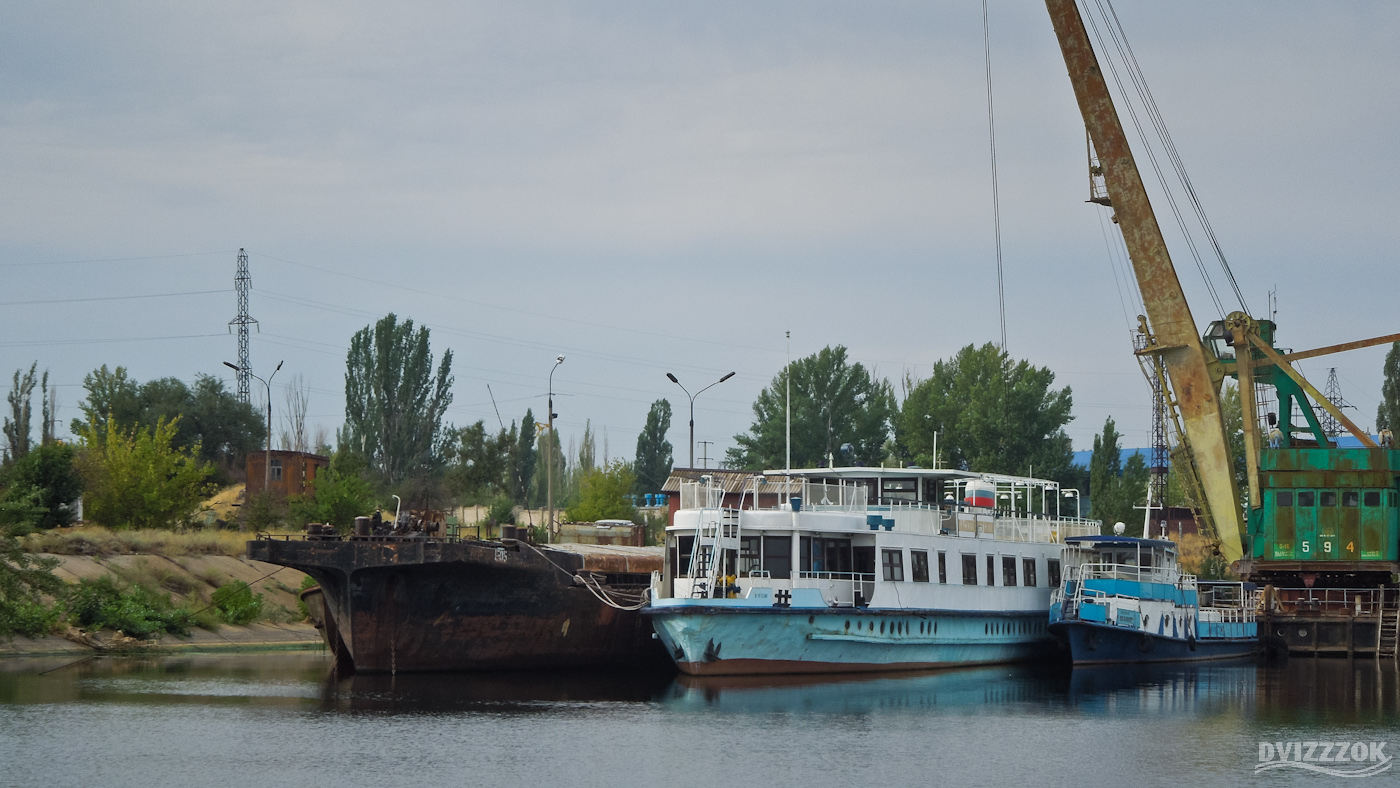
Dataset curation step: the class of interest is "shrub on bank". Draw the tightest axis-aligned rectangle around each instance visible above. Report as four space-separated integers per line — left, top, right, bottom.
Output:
0 596 64 638
67 576 196 639
211 581 263 625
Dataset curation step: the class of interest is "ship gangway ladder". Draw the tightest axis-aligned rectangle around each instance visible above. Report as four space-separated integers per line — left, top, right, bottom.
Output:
686 477 726 599
1378 589 1400 660
685 477 750 599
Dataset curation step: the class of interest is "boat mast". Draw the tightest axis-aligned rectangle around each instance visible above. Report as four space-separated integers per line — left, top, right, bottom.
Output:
1043 0 1245 562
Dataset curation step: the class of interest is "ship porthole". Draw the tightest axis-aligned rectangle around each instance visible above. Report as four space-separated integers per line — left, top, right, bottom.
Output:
845 620 850 631
880 621 885 634
808 615 815 624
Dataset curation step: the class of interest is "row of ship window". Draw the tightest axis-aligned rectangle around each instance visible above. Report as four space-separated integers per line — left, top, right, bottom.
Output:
835 618 1046 637
1273 490 1397 508
672 536 1062 588
880 549 1062 589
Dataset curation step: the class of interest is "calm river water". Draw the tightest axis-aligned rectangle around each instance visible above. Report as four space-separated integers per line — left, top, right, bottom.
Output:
1 652 1397 787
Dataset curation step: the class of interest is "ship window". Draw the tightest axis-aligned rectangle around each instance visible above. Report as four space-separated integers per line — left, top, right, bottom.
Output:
986 555 995 586
1023 558 1037 587
937 551 948 584
1392 492 1398 507
1298 491 1316 507
1364 491 1381 507
739 536 760 575
1321 491 1337 507
1342 491 1359 507
1047 559 1062 588
761 535 791 580
674 536 694 576
1276 491 1293 507
882 549 904 582
911 550 930 582
800 536 813 572
1002 556 1017 586
961 554 977 585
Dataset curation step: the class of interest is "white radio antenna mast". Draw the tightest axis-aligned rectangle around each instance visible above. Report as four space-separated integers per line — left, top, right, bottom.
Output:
785 330 792 476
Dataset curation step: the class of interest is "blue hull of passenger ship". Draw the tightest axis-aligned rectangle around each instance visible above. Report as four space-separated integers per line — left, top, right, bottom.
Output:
1049 620 1256 665
648 594 1057 676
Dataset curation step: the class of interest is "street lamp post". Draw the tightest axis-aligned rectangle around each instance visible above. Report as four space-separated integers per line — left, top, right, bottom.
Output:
546 355 564 541
224 360 283 492
666 371 735 468
1061 488 1081 519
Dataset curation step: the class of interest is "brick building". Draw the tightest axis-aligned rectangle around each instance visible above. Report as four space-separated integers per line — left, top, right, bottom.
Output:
246 450 329 498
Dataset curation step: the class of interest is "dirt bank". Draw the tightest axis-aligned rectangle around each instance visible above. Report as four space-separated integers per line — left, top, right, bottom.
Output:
1 553 325 658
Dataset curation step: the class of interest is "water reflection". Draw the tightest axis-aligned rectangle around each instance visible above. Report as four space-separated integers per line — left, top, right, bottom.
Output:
319 667 677 713
660 657 1400 723
2 651 1396 724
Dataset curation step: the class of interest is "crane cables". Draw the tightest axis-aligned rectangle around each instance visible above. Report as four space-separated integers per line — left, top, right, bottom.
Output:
981 0 1008 353
1080 0 1250 319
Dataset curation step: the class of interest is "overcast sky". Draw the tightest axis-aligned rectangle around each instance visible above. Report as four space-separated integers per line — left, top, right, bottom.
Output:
3 1 1398 468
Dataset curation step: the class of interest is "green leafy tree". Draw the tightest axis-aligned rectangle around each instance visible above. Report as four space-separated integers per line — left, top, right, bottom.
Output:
1378 342 1400 434
290 450 378 532
71 364 141 436
727 346 896 470
342 313 454 483
567 460 638 522
1 442 84 529
633 399 673 495
509 410 537 505
4 363 38 464
0 491 64 636
447 420 512 501
897 343 1075 481
1087 417 1151 533
72 367 263 477
76 417 216 530
182 375 266 472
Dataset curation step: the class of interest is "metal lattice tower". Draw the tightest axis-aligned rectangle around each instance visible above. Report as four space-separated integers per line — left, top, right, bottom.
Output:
1133 330 1169 517
228 248 258 404
1318 367 1355 438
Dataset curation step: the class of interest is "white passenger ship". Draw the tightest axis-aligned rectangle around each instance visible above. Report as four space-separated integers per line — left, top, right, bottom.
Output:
646 467 1100 675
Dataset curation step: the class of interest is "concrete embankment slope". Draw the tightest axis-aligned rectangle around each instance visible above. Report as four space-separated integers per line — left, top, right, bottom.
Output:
1 553 325 658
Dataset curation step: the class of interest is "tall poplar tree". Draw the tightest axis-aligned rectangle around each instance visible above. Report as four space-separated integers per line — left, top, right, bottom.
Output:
633 399 673 495
1378 342 1400 434
343 313 454 483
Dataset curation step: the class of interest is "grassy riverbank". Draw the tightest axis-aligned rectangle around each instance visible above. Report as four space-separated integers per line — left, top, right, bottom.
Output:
2 527 323 657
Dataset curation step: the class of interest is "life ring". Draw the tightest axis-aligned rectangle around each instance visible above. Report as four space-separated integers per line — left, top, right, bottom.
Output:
1138 633 1155 653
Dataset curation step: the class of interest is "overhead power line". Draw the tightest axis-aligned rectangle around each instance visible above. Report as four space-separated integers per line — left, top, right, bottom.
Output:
0 289 226 307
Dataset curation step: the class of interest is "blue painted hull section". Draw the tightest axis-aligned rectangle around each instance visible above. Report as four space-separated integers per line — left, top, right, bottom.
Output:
1050 620 1257 665
647 606 1058 676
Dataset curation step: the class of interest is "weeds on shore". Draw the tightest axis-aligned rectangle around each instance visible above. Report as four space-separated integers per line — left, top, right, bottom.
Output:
67 576 197 639
19 526 299 558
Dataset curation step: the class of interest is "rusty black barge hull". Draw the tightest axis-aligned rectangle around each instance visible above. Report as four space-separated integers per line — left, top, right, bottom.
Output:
248 537 670 673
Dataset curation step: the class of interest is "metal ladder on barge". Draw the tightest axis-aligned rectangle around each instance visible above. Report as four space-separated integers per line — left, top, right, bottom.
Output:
1379 589 1399 659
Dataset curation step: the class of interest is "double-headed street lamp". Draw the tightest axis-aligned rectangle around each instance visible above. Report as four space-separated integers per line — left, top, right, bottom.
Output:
666 371 735 469
224 360 283 490
546 355 564 540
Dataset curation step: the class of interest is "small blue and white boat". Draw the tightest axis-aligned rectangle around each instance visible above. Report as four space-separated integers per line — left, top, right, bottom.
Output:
647 467 1101 676
1048 531 1259 664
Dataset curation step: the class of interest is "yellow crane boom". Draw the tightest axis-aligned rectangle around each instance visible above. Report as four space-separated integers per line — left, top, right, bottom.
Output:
1044 0 1245 562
